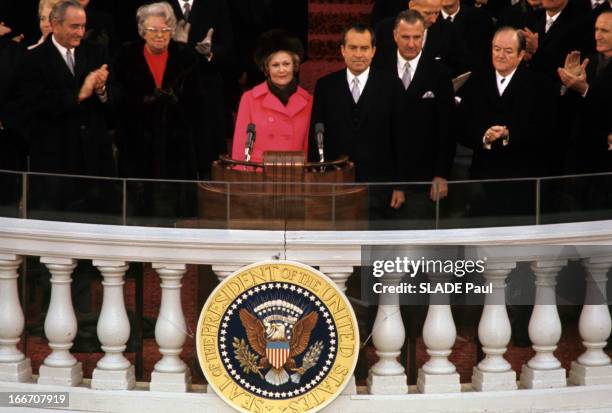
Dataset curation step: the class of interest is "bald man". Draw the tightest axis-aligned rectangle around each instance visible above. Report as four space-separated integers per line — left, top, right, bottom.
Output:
373 0 473 76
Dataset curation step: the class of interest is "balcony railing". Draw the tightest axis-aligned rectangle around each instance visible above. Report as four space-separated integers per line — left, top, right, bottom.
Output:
0 169 611 412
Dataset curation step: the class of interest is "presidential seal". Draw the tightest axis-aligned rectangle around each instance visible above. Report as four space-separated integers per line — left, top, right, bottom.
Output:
197 261 359 413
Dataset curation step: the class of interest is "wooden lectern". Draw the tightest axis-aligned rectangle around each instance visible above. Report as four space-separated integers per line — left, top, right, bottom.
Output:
198 151 368 230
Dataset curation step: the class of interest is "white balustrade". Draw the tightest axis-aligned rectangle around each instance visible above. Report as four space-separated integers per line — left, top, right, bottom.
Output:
38 257 82 386
318 266 354 292
418 273 460 393
212 265 241 283
472 261 517 391
569 256 612 385
0 254 31 382
91 260 135 390
367 271 408 394
150 263 191 392
520 260 567 389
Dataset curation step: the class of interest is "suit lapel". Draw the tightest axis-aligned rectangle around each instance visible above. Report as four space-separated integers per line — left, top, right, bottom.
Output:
406 57 430 97
43 39 76 85
73 45 88 82
485 69 500 103
355 70 376 126
335 70 358 126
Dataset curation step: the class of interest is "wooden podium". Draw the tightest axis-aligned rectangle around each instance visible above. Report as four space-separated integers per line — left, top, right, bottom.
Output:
197 152 368 229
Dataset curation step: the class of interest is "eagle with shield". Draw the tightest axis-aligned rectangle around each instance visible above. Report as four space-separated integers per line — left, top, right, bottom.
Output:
237 299 320 386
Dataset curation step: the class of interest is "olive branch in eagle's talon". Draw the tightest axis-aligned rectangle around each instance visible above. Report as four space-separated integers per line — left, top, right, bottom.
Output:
291 340 324 377
233 337 264 379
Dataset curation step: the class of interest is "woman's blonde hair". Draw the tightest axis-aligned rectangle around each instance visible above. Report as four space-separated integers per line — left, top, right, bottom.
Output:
38 0 62 16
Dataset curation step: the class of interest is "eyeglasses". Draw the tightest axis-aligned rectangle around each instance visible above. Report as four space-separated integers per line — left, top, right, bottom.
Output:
145 27 173 35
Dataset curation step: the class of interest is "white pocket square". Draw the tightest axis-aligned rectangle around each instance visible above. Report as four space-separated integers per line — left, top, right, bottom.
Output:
422 91 435 99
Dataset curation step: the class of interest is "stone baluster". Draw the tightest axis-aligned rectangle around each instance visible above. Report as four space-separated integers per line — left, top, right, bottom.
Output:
91 261 135 390
520 260 567 389
367 271 408 394
212 265 241 283
150 263 191 392
418 273 460 393
0 254 32 382
38 257 82 386
318 266 353 293
472 262 517 391
569 257 612 385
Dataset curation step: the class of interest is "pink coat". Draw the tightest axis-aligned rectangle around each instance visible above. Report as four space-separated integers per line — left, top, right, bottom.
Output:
231 82 312 164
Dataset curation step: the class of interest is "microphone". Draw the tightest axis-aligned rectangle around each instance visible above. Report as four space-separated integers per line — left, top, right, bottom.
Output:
244 123 256 162
315 122 325 163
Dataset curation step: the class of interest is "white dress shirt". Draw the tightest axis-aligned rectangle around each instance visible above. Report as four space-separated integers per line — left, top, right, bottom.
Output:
51 35 74 71
495 68 517 96
397 50 422 81
441 5 460 22
346 67 370 97
545 10 562 32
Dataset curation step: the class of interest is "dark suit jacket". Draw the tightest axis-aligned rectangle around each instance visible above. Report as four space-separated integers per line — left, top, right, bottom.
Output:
458 64 557 178
448 4 495 70
497 1 538 29
568 55 612 173
84 7 118 54
377 52 455 181
526 4 588 82
12 36 114 176
0 38 26 171
374 17 472 77
170 0 234 69
308 68 406 183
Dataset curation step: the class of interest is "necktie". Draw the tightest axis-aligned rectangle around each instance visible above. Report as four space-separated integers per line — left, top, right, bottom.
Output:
351 78 360 103
446 15 453 23
402 62 412 90
183 1 191 20
545 17 553 33
499 77 506 94
66 49 75 75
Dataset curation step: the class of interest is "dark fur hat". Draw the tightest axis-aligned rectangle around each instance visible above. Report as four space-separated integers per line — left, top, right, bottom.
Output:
253 29 304 72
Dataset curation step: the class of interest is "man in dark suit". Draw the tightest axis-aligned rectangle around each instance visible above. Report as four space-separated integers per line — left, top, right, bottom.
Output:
442 0 495 70
558 11 612 173
458 27 556 222
377 10 455 217
11 0 115 210
374 0 473 76
524 0 588 80
459 27 556 179
309 24 406 222
170 0 234 177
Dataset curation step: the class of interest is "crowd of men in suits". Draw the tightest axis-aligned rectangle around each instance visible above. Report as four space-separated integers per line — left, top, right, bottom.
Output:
0 0 610 220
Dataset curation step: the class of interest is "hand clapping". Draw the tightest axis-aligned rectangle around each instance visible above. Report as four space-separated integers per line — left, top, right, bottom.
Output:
79 64 109 102
557 51 589 95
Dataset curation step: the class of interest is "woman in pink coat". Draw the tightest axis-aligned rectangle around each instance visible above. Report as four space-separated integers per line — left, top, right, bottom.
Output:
231 30 312 164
